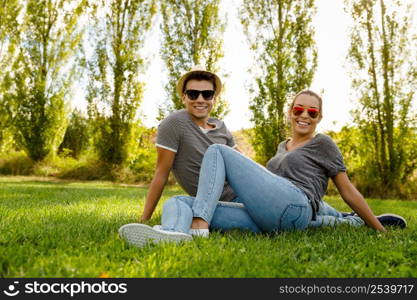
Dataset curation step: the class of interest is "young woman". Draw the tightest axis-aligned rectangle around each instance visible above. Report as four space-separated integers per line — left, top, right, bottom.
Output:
119 90 406 247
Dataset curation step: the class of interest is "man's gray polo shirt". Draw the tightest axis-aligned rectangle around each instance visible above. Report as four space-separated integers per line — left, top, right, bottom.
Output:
156 109 237 202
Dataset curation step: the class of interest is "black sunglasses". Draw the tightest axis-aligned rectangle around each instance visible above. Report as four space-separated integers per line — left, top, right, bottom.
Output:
184 89 215 100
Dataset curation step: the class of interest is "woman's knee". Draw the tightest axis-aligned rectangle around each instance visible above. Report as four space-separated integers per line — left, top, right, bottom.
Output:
208 143 230 153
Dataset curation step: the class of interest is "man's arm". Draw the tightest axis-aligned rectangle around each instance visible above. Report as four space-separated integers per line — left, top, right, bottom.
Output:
140 147 176 222
332 172 386 232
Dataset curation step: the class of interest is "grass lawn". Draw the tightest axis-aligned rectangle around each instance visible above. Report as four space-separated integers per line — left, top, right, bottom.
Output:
1 176 416 278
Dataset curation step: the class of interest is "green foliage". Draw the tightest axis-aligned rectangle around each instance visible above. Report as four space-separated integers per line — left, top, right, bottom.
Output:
232 129 256 159
1 177 416 277
59 109 89 158
0 126 17 153
86 0 156 165
0 125 157 184
0 0 21 152
128 126 157 182
159 0 229 119
328 126 417 199
346 0 417 196
0 151 33 175
4 0 86 162
240 0 318 164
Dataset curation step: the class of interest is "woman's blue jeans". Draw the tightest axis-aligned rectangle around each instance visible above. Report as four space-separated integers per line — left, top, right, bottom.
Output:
161 144 364 233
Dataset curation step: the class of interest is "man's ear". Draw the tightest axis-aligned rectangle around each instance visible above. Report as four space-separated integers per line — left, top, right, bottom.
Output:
181 94 186 105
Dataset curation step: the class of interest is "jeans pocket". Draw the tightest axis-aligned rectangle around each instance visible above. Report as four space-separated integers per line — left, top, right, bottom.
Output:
279 204 309 231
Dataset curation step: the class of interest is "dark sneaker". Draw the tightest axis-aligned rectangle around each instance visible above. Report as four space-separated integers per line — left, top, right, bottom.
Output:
376 214 407 228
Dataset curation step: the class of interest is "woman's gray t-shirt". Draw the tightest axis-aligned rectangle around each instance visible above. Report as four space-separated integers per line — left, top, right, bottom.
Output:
266 134 346 217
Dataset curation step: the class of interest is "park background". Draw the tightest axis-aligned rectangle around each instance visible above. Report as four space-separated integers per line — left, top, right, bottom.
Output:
1 0 416 199
1 0 417 278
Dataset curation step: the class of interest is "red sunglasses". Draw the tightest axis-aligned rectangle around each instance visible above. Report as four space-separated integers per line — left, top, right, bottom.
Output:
292 106 320 119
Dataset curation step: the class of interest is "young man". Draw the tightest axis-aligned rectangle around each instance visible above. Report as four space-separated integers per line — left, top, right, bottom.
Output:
139 66 240 222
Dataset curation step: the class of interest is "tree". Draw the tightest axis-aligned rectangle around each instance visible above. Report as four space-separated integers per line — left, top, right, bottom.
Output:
346 0 417 196
58 109 89 158
86 0 156 165
0 0 21 151
4 0 85 161
240 0 317 164
160 0 228 118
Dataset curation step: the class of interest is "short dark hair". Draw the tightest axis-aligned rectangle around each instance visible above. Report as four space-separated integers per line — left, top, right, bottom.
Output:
182 71 216 93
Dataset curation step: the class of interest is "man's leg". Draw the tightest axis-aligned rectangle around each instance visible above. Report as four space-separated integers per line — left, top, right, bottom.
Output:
162 195 261 233
161 195 194 233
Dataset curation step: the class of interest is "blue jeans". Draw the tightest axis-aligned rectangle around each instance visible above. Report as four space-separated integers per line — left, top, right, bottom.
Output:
161 144 364 233
162 196 364 233
310 200 364 227
162 196 262 233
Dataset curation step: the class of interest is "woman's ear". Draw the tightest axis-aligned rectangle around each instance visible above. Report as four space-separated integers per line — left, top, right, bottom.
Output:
318 113 323 123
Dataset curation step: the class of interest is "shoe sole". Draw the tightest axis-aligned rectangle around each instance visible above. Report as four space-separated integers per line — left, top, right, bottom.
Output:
119 223 192 248
377 213 407 228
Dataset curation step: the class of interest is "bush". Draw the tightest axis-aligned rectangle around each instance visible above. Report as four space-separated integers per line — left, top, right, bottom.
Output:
0 125 163 185
57 159 112 181
129 148 157 183
0 128 158 185
0 151 34 175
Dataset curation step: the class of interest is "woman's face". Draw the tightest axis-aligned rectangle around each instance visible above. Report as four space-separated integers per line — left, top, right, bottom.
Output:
289 93 322 137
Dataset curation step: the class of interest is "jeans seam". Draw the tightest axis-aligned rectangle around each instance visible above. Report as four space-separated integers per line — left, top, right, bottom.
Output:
279 204 307 230
198 146 219 221
171 197 181 231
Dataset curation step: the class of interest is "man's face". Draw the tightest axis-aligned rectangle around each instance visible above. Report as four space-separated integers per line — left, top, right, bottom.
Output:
182 79 215 121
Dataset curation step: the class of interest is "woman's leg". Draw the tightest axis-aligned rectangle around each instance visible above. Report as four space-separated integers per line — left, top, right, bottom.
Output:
192 144 312 232
210 200 261 233
308 201 364 227
162 195 261 233
316 201 343 217
309 215 364 227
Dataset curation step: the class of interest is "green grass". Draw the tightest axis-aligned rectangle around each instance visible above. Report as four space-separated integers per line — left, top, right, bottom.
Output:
1 176 416 278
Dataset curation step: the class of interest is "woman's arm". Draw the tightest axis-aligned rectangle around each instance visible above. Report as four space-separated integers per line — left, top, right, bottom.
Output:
332 172 386 232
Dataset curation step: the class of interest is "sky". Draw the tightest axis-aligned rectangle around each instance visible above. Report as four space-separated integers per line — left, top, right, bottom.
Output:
139 0 353 132
75 0 416 132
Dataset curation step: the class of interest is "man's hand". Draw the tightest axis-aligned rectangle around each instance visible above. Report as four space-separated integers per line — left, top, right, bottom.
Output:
139 215 151 223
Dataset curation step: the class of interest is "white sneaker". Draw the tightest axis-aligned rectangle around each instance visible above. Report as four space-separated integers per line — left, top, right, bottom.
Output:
189 228 209 237
119 223 192 248
153 225 209 237
153 225 162 230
